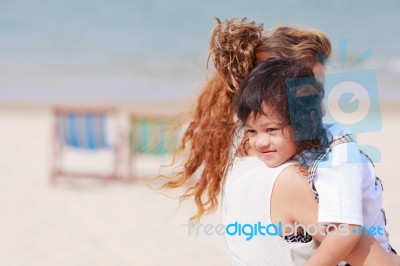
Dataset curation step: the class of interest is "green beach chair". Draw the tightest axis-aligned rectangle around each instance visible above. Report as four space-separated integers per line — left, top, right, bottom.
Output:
128 115 179 179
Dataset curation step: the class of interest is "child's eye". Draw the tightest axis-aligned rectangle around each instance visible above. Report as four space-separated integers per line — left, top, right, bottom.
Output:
245 129 257 134
265 128 280 134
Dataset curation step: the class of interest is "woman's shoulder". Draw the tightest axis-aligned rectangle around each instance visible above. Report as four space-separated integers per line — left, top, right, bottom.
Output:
229 156 266 175
274 164 314 202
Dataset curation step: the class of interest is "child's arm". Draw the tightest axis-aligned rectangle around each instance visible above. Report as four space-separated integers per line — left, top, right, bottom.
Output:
345 233 400 266
284 166 395 265
304 223 361 266
308 225 399 266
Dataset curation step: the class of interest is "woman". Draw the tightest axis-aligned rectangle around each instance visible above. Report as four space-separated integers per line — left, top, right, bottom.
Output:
163 18 399 265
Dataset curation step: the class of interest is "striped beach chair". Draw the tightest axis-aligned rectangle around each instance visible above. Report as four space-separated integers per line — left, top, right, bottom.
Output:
50 106 122 183
128 115 179 179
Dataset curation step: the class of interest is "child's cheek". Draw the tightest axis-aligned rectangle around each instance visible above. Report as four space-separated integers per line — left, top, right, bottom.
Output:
248 137 257 152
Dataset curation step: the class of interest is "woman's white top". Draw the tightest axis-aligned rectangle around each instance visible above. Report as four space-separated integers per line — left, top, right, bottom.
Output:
222 156 318 266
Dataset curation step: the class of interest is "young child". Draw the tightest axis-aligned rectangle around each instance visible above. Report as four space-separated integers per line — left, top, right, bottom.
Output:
234 57 397 265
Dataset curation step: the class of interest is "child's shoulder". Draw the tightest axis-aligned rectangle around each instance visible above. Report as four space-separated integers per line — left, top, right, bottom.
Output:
323 123 371 164
323 122 353 139
276 163 308 184
324 123 358 149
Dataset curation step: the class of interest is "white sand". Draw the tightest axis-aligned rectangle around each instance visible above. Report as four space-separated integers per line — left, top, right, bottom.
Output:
0 105 228 266
0 104 399 265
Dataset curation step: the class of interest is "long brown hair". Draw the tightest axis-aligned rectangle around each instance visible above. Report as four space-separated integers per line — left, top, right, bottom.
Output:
163 18 331 221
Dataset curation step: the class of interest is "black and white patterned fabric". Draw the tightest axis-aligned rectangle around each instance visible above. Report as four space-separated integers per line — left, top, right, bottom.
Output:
283 232 313 243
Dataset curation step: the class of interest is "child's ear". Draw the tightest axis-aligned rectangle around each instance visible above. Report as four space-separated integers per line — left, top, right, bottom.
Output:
235 136 251 157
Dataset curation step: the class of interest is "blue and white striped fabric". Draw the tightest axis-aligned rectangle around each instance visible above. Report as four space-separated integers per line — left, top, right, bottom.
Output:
58 112 109 150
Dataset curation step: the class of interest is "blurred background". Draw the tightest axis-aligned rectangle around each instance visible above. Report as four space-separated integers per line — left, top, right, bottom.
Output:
0 0 399 265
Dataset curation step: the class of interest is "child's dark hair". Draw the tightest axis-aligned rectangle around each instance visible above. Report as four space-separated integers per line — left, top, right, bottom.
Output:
235 58 330 158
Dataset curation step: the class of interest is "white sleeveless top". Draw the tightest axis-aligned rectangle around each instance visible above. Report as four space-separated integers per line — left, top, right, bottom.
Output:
222 156 318 266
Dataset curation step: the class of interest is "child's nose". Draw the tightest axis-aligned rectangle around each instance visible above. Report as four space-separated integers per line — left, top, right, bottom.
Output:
256 133 270 149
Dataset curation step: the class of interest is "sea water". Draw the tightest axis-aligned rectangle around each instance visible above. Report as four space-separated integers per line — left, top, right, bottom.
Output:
0 0 399 103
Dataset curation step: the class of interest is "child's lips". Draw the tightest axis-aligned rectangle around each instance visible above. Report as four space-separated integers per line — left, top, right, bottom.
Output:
259 150 276 158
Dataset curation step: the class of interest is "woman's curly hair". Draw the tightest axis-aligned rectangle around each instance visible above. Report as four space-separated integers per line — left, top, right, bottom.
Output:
210 18 265 94
163 18 331 222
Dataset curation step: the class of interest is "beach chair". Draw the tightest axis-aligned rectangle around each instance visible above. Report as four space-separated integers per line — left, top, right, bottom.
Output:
128 115 179 180
50 106 122 183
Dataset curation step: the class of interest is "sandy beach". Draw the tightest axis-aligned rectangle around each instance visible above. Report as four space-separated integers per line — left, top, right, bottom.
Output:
0 103 399 266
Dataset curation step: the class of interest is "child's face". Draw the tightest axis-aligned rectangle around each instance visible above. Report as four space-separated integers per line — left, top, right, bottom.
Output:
244 106 297 168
